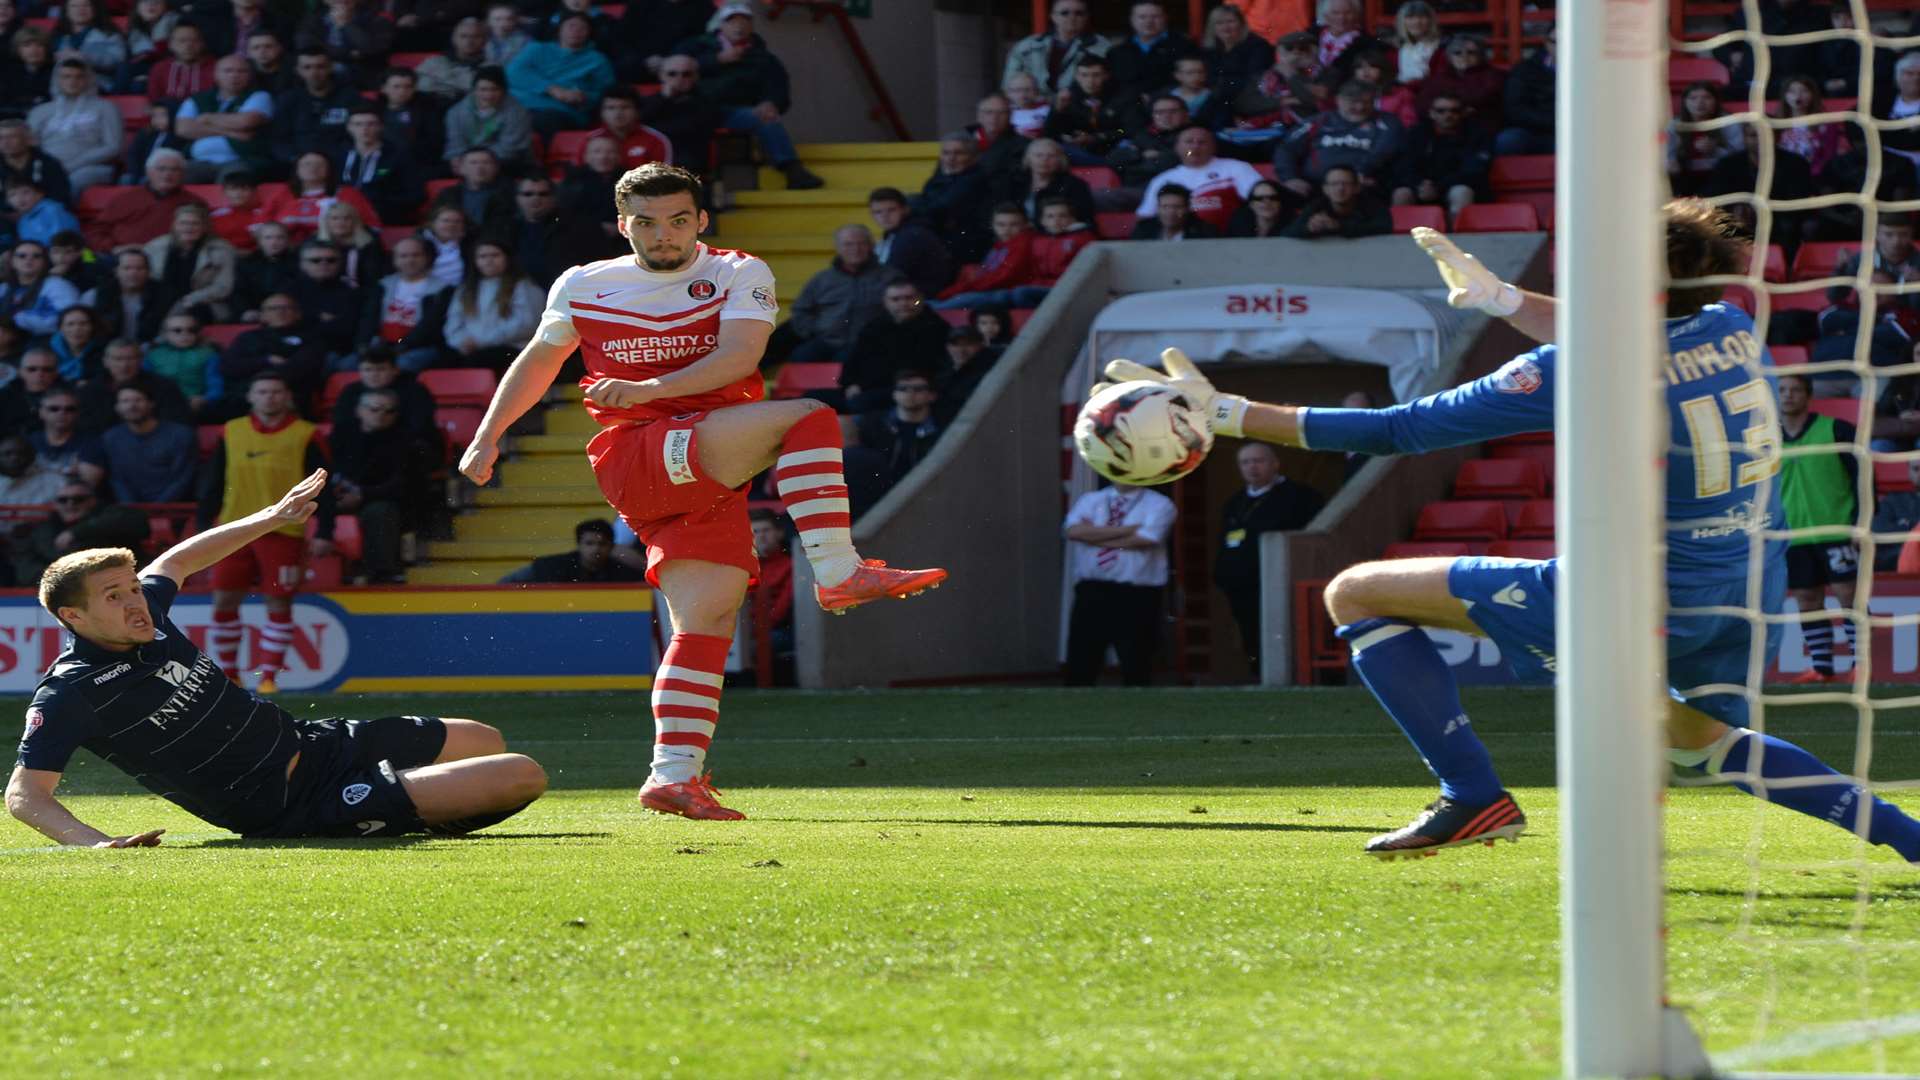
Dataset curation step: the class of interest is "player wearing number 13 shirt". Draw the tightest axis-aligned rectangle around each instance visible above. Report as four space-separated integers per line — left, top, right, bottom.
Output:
1106 201 1920 865
459 163 947 822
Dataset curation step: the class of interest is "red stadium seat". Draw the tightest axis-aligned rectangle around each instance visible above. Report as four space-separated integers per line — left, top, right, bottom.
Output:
773 362 840 398
1502 191 1554 233
314 422 332 444
1488 154 1553 193
1071 165 1120 191
145 514 178 552
329 515 364 561
1253 162 1276 180
1790 241 1858 282
1454 458 1548 499
1766 288 1830 314
104 94 151 131
1383 541 1473 559
379 225 415 250
1486 540 1556 560
1095 212 1136 240
76 185 133 222
600 3 626 16
1668 54 1730 89
388 51 435 69
437 406 485 447
1878 458 1916 495
1010 308 1035 334
1770 344 1809 370
1486 440 1555 484
546 130 592 165
196 424 225 458
934 308 969 328
1413 500 1508 543
1510 499 1555 540
1760 243 1788 283
200 323 250 349
1808 396 1861 425
1722 283 1755 315
320 371 358 410
422 178 459 212
184 183 223 204
1390 205 1446 234
304 555 344 588
1453 202 1541 233
418 367 498 406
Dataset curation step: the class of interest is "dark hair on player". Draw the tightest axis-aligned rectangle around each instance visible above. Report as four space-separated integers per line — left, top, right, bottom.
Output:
38 547 136 625
613 161 703 215
575 518 615 542
1664 198 1747 317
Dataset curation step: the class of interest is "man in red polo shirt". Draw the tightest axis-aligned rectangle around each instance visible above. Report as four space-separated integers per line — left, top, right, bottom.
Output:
575 88 673 170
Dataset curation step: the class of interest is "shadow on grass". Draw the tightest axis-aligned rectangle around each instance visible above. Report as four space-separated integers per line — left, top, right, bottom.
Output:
789 816 1383 834
199 831 611 848
1671 880 1920 902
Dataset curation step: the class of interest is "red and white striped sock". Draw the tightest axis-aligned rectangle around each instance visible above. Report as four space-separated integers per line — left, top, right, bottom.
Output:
773 408 858 587
210 608 242 678
650 632 730 784
257 609 294 677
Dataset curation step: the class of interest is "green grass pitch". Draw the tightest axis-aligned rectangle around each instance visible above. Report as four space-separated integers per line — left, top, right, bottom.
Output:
3 686 1918 1078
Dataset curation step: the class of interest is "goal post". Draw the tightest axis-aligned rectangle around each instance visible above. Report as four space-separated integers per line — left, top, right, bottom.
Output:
1556 1 1711 1076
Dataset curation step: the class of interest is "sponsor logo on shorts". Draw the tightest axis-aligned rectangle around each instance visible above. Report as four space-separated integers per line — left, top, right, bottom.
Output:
1492 583 1529 609
22 707 44 738
687 279 717 301
342 783 372 806
1492 358 1543 395
355 819 386 835
663 428 697 486
751 285 775 310
91 663 133 686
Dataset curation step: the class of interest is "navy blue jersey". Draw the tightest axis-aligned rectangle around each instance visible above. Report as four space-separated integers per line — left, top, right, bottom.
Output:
16 576 300 833
1300 303 1782 586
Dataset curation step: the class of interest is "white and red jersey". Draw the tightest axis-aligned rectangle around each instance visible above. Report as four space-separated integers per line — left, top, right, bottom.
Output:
1135 159 1264 230
543 244 779 427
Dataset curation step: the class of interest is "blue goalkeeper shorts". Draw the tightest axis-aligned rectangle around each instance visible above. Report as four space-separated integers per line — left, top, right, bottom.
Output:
1447 556 1785 728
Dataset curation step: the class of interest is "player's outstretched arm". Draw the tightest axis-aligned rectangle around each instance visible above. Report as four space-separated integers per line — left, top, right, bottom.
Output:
1099 349 1308 446
144 469 327 584
461 330 577 486
4 766 164 847
1412 228 1556 344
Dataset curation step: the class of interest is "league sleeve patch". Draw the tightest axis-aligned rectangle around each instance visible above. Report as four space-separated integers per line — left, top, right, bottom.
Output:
1492 358 1544 395
22 707 43 740
751 285 776 311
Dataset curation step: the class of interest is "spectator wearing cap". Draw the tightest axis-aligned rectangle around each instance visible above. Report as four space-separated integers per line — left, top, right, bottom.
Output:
579 88 673 171
0 119 72 206
842 280 950 415
271 46 364 168
1415 34 1506 128
1136 126 1262 232
86 149 206 254
175 54 274 183
206 164 271 252
911 133 995 264
777 224 902 365
148 22 215 100
294 0 397 83
5 174 80 246
935 325 999 423
431 146 515 232
1272 79 1401 200
1281 164 1390 238
26 61 120 190
1202 2 1276 107
639 54 728 173
339 107 425 226
1003 0 1110 94
933 203 1040 312
378 66 449 178
444 66 534 167
1130 183 1218 240
1043 54 1130 166
0 241 81 336
867 187 953 300
679 5 825 189
1391 91 1489 219
494 173 614 288
416 17 488 100
506 12 615 136
80 248 168 343
1107 2 1199 111
101 381 197 503
614 0 712 82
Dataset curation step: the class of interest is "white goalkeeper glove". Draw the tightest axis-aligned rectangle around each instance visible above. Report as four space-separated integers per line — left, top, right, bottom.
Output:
1098 347 1251 437
1412 227 1523 317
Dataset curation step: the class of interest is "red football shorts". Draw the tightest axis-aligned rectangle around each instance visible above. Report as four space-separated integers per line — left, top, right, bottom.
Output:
586 413 758 586
209 531 306 597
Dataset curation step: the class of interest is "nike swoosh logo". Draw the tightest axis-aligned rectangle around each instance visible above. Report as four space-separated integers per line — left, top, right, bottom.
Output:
595 291 623 299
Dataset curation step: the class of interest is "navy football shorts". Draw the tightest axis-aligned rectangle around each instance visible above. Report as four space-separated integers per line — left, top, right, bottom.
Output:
249 716 448 839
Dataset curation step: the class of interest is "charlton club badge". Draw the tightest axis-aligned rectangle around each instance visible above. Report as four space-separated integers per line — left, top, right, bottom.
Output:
688 279 717 301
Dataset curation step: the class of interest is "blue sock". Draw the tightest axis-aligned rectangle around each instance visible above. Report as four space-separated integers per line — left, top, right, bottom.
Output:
1338 617 1503 806
1712 729 1920 862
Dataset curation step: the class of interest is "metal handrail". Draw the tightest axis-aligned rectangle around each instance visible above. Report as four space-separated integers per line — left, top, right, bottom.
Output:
766 0 913 141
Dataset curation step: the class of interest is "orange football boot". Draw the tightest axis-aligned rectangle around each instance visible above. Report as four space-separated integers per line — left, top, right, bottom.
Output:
1785 669 1834 685
638 773 746 820
814 559 948 615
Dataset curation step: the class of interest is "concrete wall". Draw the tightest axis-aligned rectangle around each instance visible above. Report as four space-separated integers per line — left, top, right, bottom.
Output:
795 232 1551 688
756 3 989 142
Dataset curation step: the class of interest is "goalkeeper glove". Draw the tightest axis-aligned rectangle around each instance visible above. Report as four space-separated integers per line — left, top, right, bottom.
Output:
1099 347 1251 437
1412 227 1523 317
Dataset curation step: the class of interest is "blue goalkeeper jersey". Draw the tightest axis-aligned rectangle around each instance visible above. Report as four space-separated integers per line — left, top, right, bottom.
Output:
1299 302 1782 587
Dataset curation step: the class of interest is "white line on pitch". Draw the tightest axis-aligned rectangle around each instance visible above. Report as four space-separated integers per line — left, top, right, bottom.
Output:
509 731 1920 746
1714 1011 1920 1070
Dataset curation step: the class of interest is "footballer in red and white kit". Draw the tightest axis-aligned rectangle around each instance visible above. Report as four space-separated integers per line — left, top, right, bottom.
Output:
460 163 946 822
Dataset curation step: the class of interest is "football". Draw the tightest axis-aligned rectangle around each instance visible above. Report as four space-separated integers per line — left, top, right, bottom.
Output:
1073 380 1214 486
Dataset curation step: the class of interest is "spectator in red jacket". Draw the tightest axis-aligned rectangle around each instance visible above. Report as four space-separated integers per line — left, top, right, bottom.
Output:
84 149 206 254
1415 34 1505 129
747 508 794 678
578 87 672 171
1027 197 1094 296
932 203 1039 311
206 164 270 253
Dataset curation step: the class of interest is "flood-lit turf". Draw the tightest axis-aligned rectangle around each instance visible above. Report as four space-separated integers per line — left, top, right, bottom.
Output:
3 687 1916 1078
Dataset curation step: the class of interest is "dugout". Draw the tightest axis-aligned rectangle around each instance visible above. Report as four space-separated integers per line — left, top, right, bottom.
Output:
796 232 1551 688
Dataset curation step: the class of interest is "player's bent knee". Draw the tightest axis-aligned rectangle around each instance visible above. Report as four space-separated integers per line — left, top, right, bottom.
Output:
1324 564 1385 625
502 754 548 803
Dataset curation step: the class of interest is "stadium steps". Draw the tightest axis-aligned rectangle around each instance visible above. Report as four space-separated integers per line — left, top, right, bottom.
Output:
409 561 524 584
754 159 929 192
473 485 606 508
712 141 938 286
